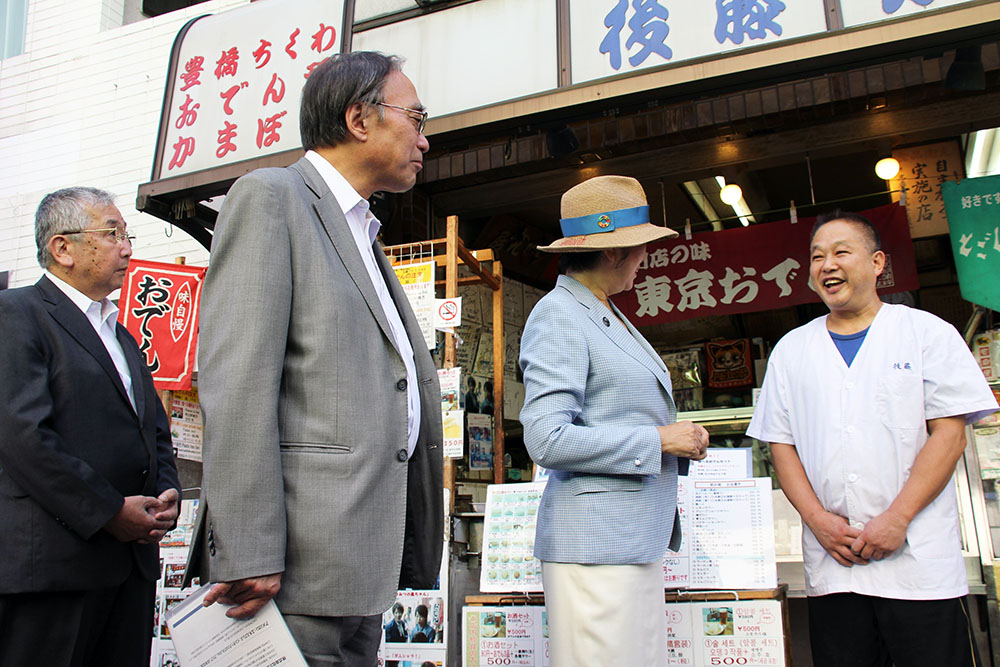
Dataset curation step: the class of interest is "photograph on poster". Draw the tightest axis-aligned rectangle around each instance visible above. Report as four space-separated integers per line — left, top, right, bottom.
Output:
381 593 446 645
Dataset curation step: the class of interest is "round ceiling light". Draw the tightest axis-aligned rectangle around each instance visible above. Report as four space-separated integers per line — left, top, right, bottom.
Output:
720 183 743 206
875 157 900 180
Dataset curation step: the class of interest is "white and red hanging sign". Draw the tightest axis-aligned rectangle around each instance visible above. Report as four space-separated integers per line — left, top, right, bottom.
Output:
118 260 207 391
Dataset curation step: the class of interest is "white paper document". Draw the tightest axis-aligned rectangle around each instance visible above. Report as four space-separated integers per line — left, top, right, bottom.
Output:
165 584 307 667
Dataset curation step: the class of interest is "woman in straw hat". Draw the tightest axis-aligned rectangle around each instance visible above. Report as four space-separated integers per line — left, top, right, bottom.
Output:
519 175 710 666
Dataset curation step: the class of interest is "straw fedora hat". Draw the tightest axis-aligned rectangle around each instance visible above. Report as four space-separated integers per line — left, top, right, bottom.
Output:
536 175 678 253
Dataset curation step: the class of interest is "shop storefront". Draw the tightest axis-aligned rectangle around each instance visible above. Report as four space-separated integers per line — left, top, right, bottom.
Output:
136 1 1000 664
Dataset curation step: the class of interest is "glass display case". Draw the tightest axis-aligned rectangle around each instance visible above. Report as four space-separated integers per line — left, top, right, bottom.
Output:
679 405 987 596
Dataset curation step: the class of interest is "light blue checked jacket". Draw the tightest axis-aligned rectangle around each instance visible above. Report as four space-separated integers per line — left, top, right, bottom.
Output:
519 274 681 565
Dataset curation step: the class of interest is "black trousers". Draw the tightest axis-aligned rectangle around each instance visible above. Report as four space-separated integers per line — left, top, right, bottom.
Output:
0 565 155 667
808 593 980 667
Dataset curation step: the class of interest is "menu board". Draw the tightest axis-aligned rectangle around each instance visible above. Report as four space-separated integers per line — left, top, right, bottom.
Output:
479 483 545 593
665 599 785 666
461 606 548 667
665 478 777 590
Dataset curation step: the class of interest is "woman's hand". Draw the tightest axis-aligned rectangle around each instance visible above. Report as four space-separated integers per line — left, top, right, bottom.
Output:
657 421 709 460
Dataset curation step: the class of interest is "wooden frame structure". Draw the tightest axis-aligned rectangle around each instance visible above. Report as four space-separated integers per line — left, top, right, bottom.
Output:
384 215 505 513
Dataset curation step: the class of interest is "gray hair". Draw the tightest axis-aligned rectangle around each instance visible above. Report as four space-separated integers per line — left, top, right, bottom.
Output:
299 51 403 150
35 187 117 268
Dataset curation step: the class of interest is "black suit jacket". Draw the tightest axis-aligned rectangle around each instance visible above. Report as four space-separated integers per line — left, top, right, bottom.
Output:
0 276 179 594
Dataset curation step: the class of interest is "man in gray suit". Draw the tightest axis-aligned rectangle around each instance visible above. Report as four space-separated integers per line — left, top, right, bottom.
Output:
194 52 443 666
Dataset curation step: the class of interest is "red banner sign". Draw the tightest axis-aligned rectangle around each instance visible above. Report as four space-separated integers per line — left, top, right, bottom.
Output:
613 203 918 325
118 259 206 390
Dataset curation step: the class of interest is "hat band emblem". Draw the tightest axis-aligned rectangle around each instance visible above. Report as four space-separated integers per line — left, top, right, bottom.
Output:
559 205 649 237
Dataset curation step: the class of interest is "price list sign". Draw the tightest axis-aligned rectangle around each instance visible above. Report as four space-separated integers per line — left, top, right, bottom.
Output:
665 477 776 590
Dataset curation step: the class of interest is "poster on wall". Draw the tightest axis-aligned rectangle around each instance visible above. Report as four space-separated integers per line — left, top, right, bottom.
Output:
393 261 437 350
169 385 203 462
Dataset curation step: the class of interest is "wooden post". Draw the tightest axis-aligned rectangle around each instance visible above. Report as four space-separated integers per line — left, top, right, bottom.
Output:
492 260 504 485
444 218 459 513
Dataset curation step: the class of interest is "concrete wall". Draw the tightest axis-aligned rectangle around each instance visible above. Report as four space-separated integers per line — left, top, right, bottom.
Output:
0 0 247 289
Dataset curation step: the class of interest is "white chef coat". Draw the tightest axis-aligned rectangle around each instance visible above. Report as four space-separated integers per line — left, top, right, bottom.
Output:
748 303 998 600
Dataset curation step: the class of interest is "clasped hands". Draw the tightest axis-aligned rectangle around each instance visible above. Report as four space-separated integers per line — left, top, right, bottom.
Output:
807 507 910 566
658 421 710 461
104 488 180 544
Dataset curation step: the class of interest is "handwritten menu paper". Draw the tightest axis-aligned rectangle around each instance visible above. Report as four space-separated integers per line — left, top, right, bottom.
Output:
462 606 548 667
665 599 785 666
666 477 777 590
479 483 545 593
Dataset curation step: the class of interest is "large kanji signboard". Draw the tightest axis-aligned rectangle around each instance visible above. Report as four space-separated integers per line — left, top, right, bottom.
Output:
158 0 345 178
118 260 207 391
613 204 919 325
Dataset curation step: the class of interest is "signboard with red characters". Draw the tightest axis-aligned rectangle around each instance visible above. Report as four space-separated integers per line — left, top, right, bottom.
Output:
118 260 206 391
613 203 918 325
157 0 345 178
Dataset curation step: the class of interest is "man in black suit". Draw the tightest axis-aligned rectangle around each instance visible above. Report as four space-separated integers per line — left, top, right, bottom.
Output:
0 187 180 666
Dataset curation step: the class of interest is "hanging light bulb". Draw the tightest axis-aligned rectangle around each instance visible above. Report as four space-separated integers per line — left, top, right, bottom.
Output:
875 157 900 180
720 183 743 206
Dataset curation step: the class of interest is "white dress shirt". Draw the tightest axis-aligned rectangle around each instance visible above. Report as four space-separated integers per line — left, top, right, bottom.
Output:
45 271 136 411
304 150 421 457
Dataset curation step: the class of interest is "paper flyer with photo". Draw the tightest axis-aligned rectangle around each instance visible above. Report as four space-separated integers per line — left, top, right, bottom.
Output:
438 367 460 412
468 413 494 471
379 591 447 665
160 497 199 548
442 409 465 459
169 386 203 462
150 546 201 667
393 261 437 350
461 606 548 667
663 600 785 666
480 482 545 593
693 600 785 666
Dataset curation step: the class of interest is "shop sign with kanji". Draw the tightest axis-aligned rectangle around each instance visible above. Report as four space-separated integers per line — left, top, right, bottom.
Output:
942 175 1000 313
614 203 918 325
118 260 207 391
158 0 345 178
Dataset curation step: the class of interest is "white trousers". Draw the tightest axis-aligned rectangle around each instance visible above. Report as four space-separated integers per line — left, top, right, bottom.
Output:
542 561 667 667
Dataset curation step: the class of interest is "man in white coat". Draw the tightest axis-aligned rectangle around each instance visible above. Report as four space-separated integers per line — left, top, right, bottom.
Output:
748 211 998 667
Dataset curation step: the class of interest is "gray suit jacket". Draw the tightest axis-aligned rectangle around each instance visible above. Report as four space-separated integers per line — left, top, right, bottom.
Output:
191 157 443 617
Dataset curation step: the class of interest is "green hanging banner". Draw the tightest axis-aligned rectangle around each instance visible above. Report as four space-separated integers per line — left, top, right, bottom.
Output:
942 175 1000 312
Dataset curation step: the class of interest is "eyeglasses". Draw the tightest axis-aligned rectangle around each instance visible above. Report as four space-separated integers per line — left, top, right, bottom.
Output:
66 227 136 244
375 102 428 134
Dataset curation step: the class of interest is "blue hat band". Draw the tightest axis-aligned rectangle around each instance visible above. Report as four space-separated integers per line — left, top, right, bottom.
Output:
559 205 649 237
